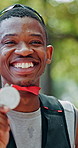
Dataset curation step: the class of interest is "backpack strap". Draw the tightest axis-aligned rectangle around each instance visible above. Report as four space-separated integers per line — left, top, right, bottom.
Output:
39 94 71 148
59 100 76 148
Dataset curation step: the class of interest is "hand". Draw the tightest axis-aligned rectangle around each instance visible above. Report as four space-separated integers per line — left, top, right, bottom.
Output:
0 106 10 148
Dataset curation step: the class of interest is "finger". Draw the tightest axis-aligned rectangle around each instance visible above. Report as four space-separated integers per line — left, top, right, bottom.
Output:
0 106 10 113
0 122 10 132
0 113 8 121
0 114 10 132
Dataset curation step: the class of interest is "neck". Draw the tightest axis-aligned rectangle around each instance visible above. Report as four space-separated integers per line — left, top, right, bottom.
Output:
1 79 40 112
13 90 40 113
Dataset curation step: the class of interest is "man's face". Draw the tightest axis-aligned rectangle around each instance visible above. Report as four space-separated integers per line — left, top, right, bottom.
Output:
0 16 52 86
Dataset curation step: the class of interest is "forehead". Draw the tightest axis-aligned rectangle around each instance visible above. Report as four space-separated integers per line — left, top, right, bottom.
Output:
0 16 46 39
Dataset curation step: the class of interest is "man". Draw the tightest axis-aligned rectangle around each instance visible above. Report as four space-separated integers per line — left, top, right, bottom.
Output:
0 4 78 148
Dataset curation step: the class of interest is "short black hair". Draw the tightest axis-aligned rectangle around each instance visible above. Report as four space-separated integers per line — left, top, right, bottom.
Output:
0 4 48 43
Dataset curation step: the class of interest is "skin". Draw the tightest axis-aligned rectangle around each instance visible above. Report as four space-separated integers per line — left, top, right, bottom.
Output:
0 16 53 147
0 16 78 148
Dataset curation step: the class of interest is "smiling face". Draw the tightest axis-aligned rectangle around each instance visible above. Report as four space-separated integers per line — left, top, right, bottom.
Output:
0 16 53 87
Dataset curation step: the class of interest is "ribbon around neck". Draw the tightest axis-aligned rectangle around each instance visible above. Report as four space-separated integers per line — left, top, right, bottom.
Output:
11 84 41 95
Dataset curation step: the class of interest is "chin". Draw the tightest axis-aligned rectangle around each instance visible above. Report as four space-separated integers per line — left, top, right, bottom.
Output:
3 75 39 87
12 79 38 87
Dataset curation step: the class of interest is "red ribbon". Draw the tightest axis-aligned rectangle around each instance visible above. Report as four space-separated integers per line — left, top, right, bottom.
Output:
11 84 41 95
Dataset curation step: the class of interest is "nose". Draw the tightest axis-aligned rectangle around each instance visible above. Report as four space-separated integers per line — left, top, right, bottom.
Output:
14 42 34 56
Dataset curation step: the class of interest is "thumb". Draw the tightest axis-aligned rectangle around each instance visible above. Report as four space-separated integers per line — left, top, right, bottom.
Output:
0 105 10 113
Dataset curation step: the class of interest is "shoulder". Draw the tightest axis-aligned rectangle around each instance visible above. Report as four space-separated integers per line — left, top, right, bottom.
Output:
59 101 78 148
59 100 75 112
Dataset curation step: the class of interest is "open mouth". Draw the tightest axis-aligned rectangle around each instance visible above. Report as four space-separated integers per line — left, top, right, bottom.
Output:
13 62 38 69
9 56 40 75
10 59 39 70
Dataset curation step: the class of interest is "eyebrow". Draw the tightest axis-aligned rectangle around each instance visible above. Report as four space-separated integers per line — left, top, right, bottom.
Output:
2 34 18 38
30 33 44 40
30 33 42 37
2 33 44 41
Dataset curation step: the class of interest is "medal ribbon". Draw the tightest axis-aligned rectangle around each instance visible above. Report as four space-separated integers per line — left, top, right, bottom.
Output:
11 84 41 95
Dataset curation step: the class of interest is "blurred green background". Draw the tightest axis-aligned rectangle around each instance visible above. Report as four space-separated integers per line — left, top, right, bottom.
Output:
0 0 78 106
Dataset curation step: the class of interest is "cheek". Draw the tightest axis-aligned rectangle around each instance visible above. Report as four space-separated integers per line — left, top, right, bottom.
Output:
36 50 47 74
0 47 15 74
0 52 9 77
0 48 14 58
37 48 47 62
0 54 3 74
0 53 6 66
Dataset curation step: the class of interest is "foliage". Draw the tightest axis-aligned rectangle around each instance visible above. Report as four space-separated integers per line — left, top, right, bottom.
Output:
45 0 78 104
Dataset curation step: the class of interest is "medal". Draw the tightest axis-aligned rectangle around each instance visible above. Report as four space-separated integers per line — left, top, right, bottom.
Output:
0 87 20 109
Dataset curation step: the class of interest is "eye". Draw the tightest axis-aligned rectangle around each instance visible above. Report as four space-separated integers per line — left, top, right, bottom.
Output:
30 40 43 46
2 40 17 47
4 40 16 44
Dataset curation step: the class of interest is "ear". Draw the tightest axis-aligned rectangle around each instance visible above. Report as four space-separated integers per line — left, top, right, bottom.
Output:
46 45 54 64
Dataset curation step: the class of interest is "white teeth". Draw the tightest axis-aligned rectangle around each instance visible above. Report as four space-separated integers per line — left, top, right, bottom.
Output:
14 62 34 68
